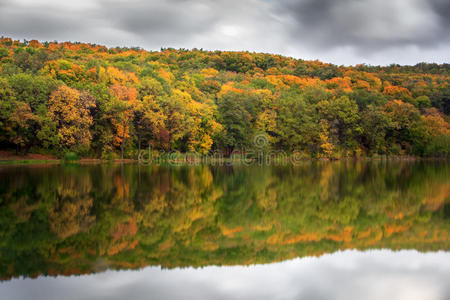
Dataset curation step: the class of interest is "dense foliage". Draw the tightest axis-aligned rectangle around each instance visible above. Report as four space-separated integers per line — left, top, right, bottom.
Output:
0 162 448 279
0 37 449 158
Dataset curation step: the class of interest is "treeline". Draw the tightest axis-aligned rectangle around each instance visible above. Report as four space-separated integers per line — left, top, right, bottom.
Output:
0 37 449 158
0 162 448 278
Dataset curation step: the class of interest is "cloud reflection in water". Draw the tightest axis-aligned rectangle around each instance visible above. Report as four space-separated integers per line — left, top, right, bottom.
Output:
1 249 449 300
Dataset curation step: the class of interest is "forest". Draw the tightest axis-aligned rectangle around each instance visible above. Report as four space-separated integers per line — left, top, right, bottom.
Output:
0 37 449 159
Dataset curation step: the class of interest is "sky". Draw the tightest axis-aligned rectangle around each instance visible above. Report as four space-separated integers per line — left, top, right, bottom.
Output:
1 250 449 300
0 0 449 66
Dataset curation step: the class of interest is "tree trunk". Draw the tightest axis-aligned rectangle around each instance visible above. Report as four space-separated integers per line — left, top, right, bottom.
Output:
120 119 128 160
168 132 172 152
121 140 124 160
137 134 141 161
120 129 125 160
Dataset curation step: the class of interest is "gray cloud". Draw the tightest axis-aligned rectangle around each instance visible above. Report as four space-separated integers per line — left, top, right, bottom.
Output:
430 0 450 31
277 0 450 50
0 0 449 65
0 0 102 42
99 0 218 44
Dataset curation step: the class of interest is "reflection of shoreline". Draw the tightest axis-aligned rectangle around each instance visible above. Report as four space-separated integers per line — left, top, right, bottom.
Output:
138 146 444 166
0 162 448 280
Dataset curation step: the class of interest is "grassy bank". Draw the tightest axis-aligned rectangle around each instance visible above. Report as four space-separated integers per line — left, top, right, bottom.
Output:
0 150 447 166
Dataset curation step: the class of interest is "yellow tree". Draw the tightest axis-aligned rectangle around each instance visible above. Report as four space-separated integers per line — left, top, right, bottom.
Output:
133 95 166 156
255 109 278 146
422 108 449 137
48 85 95 151
319 120 335 158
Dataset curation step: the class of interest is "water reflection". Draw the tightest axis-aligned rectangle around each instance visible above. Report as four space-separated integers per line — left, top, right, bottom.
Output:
0 161 448 281
1 250 449 300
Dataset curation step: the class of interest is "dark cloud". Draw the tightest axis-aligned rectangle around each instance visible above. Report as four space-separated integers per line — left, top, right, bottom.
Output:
277 0 450 51
430 0 450 29
0 0 448 65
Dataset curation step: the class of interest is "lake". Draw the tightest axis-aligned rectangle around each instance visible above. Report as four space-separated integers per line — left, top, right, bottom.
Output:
0 161 449 299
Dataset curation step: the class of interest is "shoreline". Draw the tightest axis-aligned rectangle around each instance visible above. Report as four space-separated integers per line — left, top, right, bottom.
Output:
0 154 447 166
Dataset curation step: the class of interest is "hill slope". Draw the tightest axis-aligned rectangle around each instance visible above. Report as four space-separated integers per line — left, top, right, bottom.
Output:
0 37 449 158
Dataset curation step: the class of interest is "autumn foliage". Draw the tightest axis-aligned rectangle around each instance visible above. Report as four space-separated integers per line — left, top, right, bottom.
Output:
0 37 449 157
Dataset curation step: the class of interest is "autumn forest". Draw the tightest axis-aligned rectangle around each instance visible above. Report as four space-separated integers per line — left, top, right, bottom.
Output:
0 37 449 159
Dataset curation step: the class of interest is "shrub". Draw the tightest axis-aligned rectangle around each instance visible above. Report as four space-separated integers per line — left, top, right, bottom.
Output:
63 152 79 162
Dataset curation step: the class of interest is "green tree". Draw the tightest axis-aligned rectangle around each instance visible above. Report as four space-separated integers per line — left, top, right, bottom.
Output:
317 96 361 154
361 105 391 155
6 102 38 153
276 91 318 152
216 91 255 154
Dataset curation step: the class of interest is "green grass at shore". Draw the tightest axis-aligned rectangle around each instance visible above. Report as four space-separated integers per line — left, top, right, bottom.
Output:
0 159 60 165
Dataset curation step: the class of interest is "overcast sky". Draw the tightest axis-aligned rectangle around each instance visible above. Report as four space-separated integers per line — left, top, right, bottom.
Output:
0 0 449 65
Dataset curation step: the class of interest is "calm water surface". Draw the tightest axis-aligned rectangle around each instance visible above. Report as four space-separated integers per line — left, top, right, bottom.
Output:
0 161 449 299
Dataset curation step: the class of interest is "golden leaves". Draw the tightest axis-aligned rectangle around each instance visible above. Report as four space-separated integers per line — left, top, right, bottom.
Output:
48 85 95 148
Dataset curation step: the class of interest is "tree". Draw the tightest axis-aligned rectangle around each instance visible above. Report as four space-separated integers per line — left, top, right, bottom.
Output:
383 100 424 154
158 90 192 151
349 90 387 110
276 91 318 152
7 102 38 153
415 95 431 110
318 120 335 158
317 96 361 154
0 78 16 142
133 96 166 157
13 47 49 73
361 105 391 155
107 85 138 159
216 91 253 154
8 73 57 112
0 47 8 60
421 108 450 156
48 86 95 151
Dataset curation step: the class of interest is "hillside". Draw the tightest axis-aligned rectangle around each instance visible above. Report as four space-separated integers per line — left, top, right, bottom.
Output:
0 37 449 158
